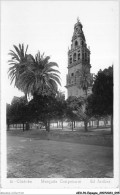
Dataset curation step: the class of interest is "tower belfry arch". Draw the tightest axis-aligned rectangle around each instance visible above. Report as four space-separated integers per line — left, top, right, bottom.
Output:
65 19 92 97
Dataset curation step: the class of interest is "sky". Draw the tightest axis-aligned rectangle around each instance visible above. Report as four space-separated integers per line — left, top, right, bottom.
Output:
1 1 119 103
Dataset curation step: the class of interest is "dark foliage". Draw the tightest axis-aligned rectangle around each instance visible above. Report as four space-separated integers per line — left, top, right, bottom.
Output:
86 66 113 133
88 66 113 116
6 96 29 131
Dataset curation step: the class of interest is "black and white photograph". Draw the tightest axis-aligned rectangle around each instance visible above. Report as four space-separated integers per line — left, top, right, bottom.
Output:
0 0 119 194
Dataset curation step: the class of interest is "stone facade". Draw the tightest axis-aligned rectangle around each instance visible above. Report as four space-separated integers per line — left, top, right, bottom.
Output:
66 19 92 98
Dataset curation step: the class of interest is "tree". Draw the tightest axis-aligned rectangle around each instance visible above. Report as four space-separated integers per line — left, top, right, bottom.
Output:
6 103 11 130
66 96 93 132
87 66 113 133
8 96 29 131
18 52 61 98
74 97 92 132
55 91 66 129
86 94 100 128
74 65 93 131
8 44 29 99
8 44 61 130
28 94 60 132
8 46 61 96
8 44 61 97
66 96 81 131
76 65 92 96
25 52 61 131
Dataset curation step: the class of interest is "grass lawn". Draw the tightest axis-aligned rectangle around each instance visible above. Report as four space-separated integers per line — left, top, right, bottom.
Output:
7 126 113 147
7 127 113 178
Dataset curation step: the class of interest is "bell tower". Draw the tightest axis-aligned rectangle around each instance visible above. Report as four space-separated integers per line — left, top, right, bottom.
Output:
66 19 92 97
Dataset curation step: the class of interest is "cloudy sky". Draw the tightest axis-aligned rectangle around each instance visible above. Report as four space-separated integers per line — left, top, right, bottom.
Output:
1 1 119 103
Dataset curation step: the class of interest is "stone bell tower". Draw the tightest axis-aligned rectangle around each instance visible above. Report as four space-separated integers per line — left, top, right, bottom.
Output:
66 18 92 98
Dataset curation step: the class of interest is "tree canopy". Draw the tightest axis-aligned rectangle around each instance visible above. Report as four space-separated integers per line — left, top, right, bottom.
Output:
7 96 29 131
87 66 113 133
8 44 61 99
28 93 66 131
88 66 113 116
76 65 93 96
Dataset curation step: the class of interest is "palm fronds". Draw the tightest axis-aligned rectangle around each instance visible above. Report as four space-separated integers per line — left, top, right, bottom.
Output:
8 45 61 97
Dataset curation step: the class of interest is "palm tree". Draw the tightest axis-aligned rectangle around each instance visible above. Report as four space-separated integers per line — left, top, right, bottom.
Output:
18 51 61 98
75 98 89 132
8 44 61 98
8 44 29 99
77 65 92 97
8 44 61 131
76 66 92 131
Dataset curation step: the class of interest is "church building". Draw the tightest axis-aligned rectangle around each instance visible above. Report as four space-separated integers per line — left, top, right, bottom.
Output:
66 19 92 98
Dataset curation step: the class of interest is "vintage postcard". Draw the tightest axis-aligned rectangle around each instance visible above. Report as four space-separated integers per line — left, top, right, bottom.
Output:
0 0 119 194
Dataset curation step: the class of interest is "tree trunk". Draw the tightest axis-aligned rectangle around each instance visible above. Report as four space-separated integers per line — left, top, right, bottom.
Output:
104 119 107 127
104 121 106 127
111 115 113 134
25 93 27 101
23 123 25 131
57 121 58 128
71 121 73 131
61 120 63 129
74 121 75 128
84 120 88 132
97 119 99 128
89 121 91 127
25 122 30 130
45 122 48 131
92 120 93 127
48 122 50 132
45 121 50 132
